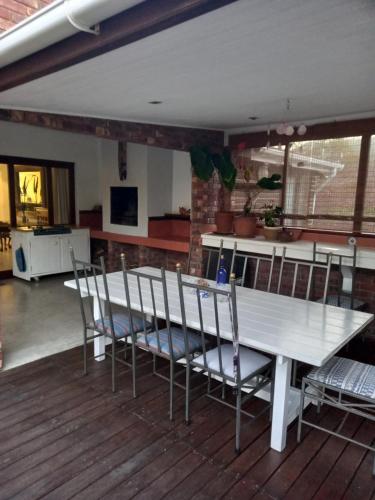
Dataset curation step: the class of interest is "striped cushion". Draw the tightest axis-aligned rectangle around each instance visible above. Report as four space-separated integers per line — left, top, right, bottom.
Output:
316 294 366 310
137 327 202 360
307 356 375 400
95 313 149 339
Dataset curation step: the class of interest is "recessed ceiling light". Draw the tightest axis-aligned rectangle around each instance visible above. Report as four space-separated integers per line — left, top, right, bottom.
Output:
248 116 258 120
148 100 163 104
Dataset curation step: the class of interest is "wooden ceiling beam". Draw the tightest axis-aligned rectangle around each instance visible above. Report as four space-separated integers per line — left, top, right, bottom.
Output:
0 0 238 93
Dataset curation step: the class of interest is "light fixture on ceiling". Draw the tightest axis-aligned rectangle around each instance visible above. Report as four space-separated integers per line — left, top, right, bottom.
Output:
248 116 258 121
148 100 163 104
276 98 307 137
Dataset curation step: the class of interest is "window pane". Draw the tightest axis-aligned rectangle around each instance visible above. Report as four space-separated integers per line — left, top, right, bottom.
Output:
285 137 361 230
14 165 49 226
363 135 375 219
231 146 284 212
284 218 353 232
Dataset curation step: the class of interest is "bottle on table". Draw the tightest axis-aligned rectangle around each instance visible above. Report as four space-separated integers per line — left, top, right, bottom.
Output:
216 255 228 288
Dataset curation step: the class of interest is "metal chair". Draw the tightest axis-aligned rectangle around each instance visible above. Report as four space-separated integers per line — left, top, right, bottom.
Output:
313 241 367 311
176 265 273 453
70 248 140 393
229 242 277 289
121 259 204 420
277 246 332 302
202 238 224 279
277 246 333 385
298 356 375 475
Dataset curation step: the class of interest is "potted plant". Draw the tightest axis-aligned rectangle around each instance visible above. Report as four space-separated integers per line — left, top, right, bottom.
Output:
233 174 283 238
262 204 283 241
190 145 237 233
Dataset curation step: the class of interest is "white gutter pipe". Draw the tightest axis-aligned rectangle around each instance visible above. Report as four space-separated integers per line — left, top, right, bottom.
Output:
0 0 144 68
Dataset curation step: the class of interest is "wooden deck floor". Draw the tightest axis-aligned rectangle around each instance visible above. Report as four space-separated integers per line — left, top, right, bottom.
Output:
0 343 374 500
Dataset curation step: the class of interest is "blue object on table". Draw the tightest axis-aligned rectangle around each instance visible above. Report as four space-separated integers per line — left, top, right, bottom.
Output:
16 246 26 272
216 255 228 287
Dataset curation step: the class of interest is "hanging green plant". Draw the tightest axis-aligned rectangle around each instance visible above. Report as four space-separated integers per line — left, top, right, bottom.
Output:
189 145 237 191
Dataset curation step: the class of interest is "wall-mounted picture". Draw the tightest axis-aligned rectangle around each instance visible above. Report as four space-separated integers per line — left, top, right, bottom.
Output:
18 170 43 205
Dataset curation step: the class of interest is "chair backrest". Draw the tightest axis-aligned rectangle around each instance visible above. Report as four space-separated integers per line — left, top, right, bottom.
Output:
176 265 242 383
121 255 183 358
70 247 115 337
229 242 277 290
202 238 224 279
277 246 332 302
313 241 357 308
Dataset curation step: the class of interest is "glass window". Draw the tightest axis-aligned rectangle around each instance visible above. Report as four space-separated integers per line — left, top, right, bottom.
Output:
14 165 49 227
285 137 362 231
231 146 284 213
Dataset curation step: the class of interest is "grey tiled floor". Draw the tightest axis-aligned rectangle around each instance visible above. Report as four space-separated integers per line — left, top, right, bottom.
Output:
0 273 83 370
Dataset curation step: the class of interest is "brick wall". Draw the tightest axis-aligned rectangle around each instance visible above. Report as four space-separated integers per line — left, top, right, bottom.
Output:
0 0 53 32
91 239 189 274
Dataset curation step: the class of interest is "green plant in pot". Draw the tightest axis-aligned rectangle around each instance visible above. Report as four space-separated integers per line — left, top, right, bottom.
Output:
190 145 237 233
233 174 283 238
262 204 283 241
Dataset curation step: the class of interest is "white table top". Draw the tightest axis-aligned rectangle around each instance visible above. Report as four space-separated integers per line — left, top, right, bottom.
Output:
64 266 373 367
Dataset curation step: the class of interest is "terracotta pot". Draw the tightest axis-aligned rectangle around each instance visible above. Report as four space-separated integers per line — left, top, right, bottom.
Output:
215 211 233 234
233 215 257 238
263 226 282 241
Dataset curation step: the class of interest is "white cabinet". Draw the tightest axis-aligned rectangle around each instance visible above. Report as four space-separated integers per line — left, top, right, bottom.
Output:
60 232 89 272
30 236 60 275
11 228 90 281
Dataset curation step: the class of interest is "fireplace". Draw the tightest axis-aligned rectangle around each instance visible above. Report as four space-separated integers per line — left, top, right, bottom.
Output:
110 187 138 226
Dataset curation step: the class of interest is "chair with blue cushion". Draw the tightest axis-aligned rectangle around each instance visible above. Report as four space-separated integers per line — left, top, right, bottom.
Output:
70 248 146 393
176 265 273 453
298 356 375 475
121 258 203 420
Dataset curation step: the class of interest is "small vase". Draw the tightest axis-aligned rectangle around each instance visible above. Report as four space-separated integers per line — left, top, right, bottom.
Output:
215 211 234 234
263 226 282 241
233 215 257 238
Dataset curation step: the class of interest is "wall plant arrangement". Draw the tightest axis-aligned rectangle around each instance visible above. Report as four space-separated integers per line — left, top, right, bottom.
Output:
189 145 237 191
234 173 283 237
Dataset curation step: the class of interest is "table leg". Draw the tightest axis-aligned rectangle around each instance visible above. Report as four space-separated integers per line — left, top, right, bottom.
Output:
93 296 106 361
270 355 292 451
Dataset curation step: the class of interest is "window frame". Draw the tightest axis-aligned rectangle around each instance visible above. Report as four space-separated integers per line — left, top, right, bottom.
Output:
229 118 375 236
0 155 75 227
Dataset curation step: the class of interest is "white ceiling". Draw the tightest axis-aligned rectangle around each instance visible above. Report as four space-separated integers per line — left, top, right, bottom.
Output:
0 0 374 130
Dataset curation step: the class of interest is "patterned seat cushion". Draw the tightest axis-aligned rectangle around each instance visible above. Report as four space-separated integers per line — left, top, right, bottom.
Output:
307 356 375 400
95 313 149 339
193 344 271 381
316 294 366 310
137 327 202 360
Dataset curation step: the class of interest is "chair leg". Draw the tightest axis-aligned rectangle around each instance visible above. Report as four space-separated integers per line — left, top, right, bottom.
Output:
235 388 242 454
207 373 211 394
292 360 298 387
83 328 88 376
132 343 137 399
185 362 191 425
153 354 157 375
112 339 117 393
297 379 306 443
169 360 174 421
222 378 226 400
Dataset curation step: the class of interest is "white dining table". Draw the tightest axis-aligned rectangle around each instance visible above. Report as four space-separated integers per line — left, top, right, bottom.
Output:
64 266 373 453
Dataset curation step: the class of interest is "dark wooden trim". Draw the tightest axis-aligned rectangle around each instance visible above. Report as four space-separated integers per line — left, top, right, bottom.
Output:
281 142 290 212
7 163 16 227
45 167 54 226
283 213 354 221
0 155 73 170
0 0 239 92
69 168 76 225
353 134 371 232
229 118 375 150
